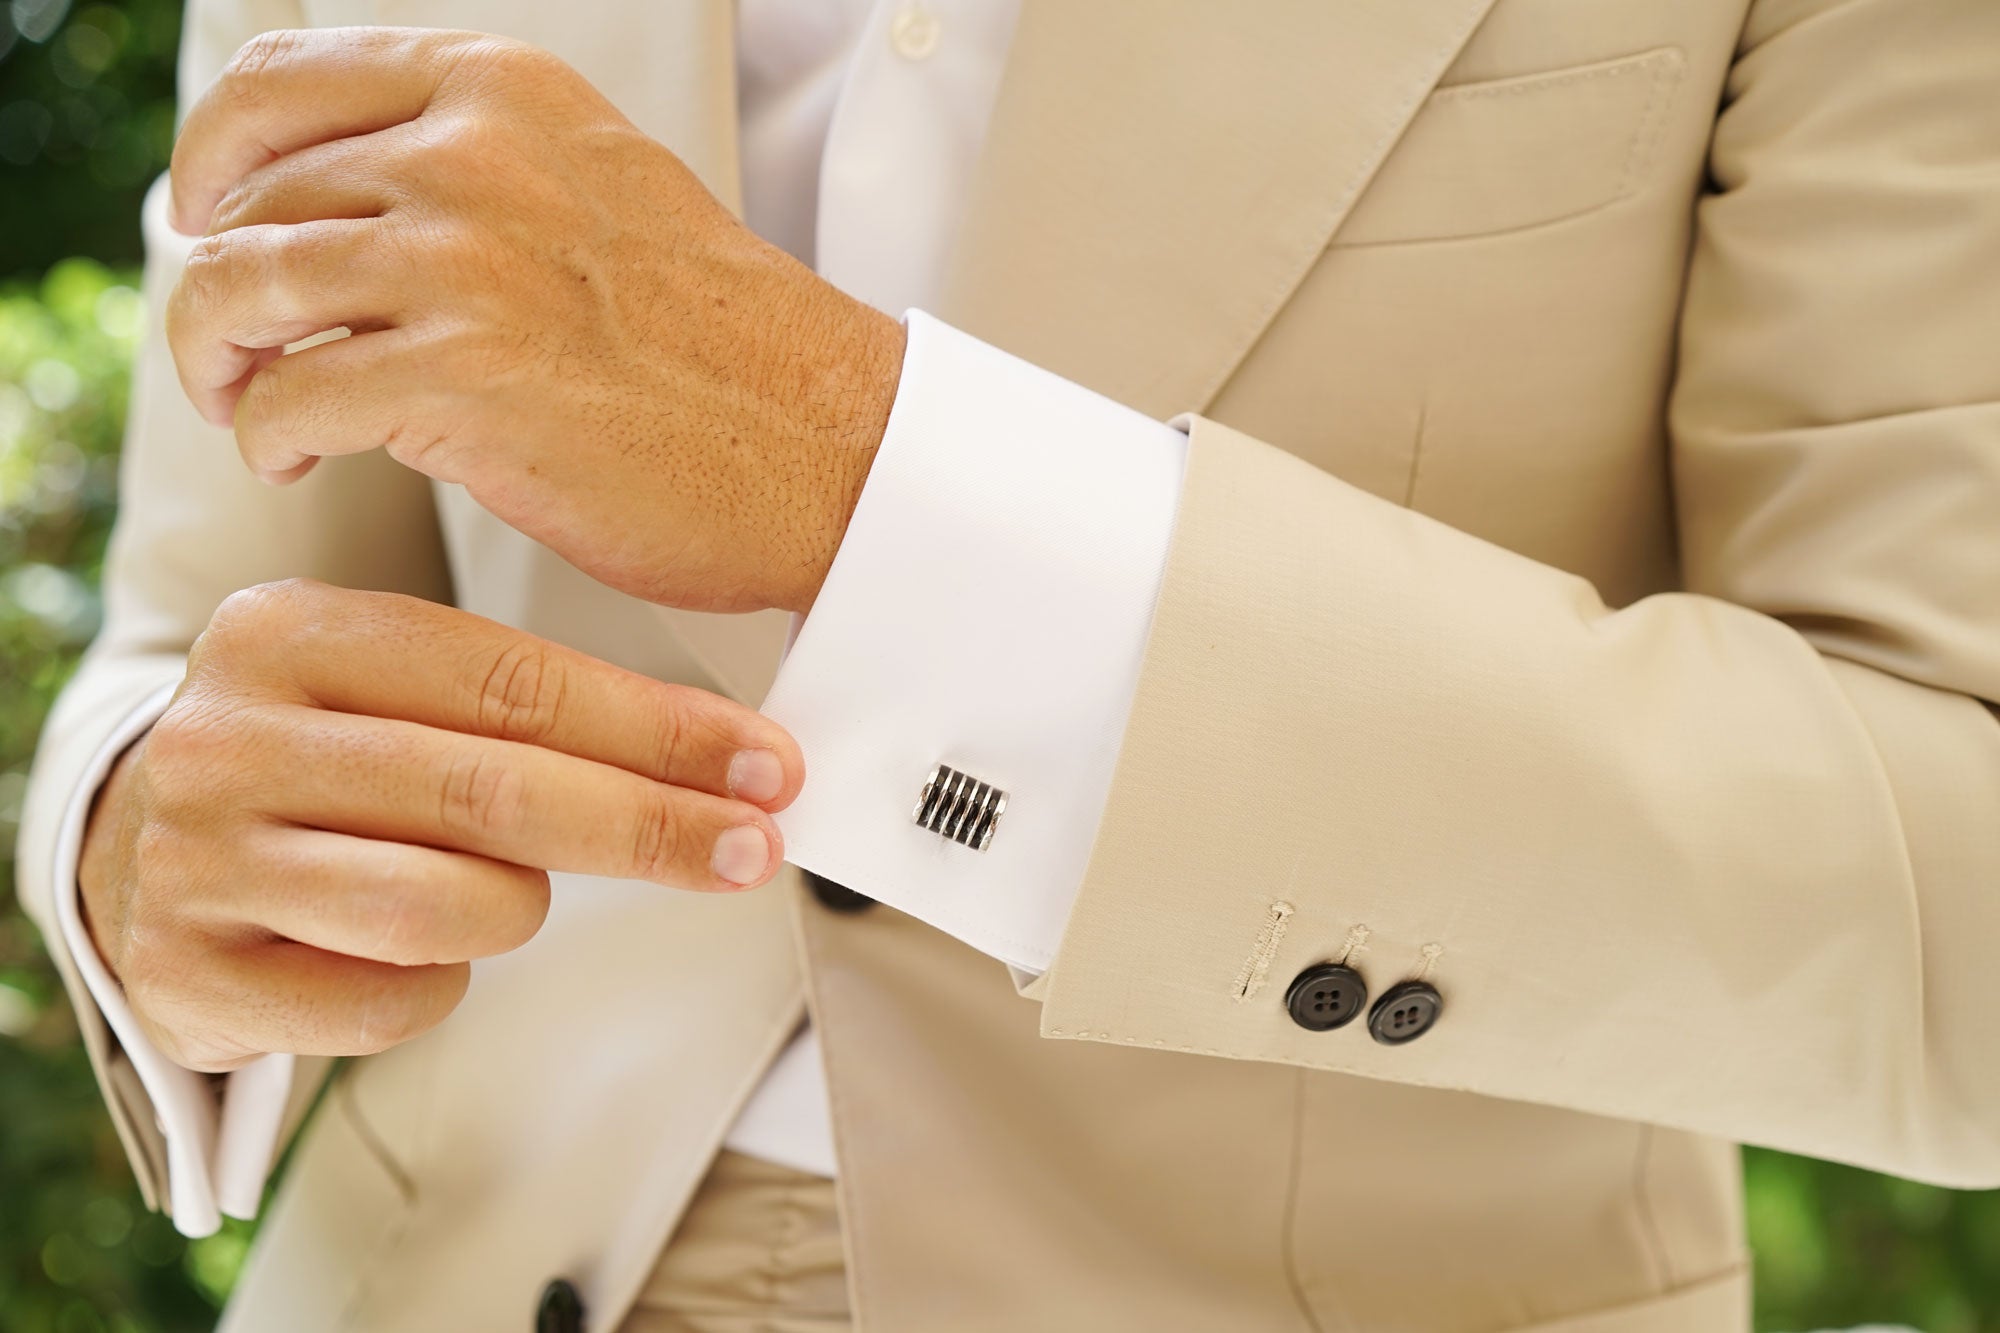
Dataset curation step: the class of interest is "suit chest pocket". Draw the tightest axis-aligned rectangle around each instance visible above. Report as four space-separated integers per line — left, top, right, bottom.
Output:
1335 46 1686 248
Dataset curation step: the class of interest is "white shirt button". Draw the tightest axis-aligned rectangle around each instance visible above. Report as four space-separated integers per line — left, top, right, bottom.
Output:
890 6 943 61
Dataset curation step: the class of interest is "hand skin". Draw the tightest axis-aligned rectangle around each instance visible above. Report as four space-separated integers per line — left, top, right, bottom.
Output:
77 580 805 1073
165 26 907 616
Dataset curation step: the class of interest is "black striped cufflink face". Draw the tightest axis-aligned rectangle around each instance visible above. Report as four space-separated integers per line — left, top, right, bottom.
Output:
913 763 1008 851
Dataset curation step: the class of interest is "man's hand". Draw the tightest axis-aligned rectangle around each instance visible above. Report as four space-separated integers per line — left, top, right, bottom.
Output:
164 28 906 616
78 580 803 1072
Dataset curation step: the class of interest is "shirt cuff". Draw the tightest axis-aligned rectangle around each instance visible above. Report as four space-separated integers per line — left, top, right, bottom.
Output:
50 683 295 1236
761 311 1187 972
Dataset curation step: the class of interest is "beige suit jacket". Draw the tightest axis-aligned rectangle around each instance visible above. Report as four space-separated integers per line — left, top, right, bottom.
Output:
20 0 2000 1329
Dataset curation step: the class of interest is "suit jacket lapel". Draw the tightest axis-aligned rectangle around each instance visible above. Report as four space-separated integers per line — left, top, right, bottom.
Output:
685 0 1504 705
938 0 1503 419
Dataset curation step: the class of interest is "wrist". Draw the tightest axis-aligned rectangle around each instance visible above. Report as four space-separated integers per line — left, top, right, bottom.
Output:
784 305 905 615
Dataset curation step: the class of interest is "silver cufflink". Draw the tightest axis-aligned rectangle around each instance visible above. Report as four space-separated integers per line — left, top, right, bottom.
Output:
914 763 1008 851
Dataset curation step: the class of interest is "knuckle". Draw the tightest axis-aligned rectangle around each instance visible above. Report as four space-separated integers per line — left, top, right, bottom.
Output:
179 232 244 312
211 582 279 635
378 413 457 470
206 180 258 234
414 111 496 171
195 580 347 693
146 1019 227 1072
223 29 305 96
137 720 211 809
438 746 521 838
144 1022 200 1066
182 1048 260 1075
148 993 257 1072
234 355 298 442
629 794 686 882
140 699 245 807
367 890 442 968
207 172 290 238
120 935 210 1039
644 699 689 782
473 638 566 744
208 579 323 650
452 33 549 83
142 703 206 767
505 43 571 92
127 933 273 1069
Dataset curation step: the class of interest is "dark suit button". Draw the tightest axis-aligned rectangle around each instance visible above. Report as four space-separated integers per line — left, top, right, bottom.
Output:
805 870 875 913
536 1278 584 1333
1368 980 1442 1045
1284 963 1367 1031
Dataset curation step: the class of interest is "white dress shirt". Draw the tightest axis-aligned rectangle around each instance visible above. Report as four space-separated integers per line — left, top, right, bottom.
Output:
56 0 1188 1235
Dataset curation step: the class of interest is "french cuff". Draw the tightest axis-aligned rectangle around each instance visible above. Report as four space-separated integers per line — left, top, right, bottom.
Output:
761 311 1187 973
50 682 295 1237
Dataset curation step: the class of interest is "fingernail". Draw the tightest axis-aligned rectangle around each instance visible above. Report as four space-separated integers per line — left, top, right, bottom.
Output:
727 749 785 804
711 824 774 886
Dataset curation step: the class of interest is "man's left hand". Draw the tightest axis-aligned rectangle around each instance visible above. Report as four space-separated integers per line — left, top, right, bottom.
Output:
165 27 906 615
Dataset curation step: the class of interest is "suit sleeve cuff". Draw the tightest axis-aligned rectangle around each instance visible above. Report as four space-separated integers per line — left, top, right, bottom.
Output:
761 311 1187 973
49 683 294 1235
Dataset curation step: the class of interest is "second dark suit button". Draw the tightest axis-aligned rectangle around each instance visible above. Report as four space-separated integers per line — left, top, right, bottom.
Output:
805 870 875 913
1368 980 1442 1045
535 1278 584 1333
1284 963 1367 1031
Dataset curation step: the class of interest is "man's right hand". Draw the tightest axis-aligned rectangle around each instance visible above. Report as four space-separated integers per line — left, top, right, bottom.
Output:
76 579 803 1073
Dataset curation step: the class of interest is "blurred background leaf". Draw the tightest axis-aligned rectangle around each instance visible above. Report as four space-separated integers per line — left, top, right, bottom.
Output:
2 0 182 279
0 3 1996 1331
6 7 256 1330
1 252 256 1333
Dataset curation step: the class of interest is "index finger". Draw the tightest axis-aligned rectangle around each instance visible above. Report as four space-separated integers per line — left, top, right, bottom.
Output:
170 26 467 236
218 581 805 812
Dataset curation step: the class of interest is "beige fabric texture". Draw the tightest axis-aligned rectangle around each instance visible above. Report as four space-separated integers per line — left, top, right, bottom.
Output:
16 0 2000 1329
620 1149 851 1333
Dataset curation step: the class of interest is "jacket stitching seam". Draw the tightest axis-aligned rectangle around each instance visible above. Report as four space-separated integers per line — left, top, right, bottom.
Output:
331 1070 422 1332
1332 46 1687 254
794 889 876 1328
1431 47 1679 106
1630 1123 1677 1293
1232 900 1296 1000
1279 1070 1333 1333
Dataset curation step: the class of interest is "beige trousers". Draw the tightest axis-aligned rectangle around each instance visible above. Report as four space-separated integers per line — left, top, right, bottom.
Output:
618 1150 853 1333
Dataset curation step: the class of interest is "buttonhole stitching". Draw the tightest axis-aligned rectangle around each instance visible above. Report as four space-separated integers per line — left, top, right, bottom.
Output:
1231 900 1296 1001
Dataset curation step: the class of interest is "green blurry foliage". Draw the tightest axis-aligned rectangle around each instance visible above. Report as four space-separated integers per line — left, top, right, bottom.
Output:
1746 1149 2000 1333
1 0 181 278
1 258 254 1333
4 5 244 1323
0 3 1996 1332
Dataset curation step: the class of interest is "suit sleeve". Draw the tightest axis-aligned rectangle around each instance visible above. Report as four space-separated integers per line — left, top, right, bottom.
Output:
14 0 453 1225
1037 0 2000 1187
